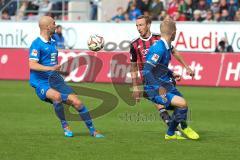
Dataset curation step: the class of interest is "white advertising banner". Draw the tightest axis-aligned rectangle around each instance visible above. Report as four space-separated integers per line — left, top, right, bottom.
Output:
0 22 239 52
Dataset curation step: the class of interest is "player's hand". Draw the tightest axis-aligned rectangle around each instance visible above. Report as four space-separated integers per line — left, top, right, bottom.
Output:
159 87 167 97
132 86 141 103
173 73 181 81
186 67 195 79
159 87 168 102
51 65 61 71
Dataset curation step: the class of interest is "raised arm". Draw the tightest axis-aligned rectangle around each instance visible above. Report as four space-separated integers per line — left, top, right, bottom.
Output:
172 48 195 77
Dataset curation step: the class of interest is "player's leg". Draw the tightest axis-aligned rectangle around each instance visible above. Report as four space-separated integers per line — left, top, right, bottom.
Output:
144 90 172 126
169 95 199 140
36 84 73 137
66 94 104 138
46 88 68 127
169 88 188 130
149 94 185 140
155 104 172 126
166 95 187 137
145 89 185 139
155 104 182 137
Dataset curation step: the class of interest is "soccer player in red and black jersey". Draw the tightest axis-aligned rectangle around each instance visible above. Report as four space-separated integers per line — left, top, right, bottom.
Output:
130 15 195 133
130 30 160 72
130 16 160 96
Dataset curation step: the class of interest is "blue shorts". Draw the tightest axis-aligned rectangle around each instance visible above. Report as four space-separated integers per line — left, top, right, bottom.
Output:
35 82 52 103
144 87 183 110
34 81 74 104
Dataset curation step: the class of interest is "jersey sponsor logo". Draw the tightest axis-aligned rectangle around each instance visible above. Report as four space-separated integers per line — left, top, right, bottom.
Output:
151 54 159 62
31 49 38 56
50 53 57 64
141 49 149 57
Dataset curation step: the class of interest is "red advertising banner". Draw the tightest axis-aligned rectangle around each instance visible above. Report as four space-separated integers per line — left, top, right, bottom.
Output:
218 54 240 87
170 53 223 86
0 48 239 87
0 48 29 80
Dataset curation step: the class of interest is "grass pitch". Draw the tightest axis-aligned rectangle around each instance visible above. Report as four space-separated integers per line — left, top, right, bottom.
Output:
0 80 239 160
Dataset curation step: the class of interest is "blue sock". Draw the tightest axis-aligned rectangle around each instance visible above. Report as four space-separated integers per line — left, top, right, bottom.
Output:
167 120 179 136
167 107 188 136
78 105 95 133
180 106 188 129
53 102 68 128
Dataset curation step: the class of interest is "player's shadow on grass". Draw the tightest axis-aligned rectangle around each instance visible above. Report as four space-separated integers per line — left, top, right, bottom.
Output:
73 131 110 137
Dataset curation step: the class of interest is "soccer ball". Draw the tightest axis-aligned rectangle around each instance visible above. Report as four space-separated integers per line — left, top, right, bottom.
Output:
87 34 104 51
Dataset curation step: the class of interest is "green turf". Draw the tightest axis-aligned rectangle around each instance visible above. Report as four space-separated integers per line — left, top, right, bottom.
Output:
0 80 240 160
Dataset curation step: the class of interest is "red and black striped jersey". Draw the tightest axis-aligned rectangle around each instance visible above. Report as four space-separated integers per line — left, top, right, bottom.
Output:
129 33 160 71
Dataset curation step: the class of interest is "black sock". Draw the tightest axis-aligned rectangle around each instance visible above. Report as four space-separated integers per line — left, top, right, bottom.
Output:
180 121 188 129
159 108 171 126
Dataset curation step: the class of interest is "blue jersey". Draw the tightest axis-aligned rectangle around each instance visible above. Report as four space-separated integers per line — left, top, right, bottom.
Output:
143 39 174 90
29 36 58 88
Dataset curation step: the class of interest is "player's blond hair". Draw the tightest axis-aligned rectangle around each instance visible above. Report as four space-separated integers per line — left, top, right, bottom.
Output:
160 18 176 35
137 15 152 25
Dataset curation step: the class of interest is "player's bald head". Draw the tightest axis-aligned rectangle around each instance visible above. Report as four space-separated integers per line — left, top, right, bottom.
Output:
39 16 54 30
160 18 176 35
39 16 56 36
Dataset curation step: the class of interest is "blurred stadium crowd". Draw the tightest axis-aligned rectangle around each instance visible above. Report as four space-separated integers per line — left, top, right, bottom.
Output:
0 0 239 22
111 0 240 22
0 0 68 21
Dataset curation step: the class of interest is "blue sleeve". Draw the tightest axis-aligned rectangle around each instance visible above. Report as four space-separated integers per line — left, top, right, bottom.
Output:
145 44 163 66
143 44 164 89
29 41 40 61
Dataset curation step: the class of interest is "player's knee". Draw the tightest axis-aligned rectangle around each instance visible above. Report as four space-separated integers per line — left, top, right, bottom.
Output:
52 93 62 103
178 99 188 108
73 99 83 110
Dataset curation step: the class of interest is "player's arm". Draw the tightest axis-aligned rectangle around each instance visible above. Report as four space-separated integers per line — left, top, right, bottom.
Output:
131 62 139 88
129 44 141 102
131 62 142 102
29 60 60 71
172 47 195 77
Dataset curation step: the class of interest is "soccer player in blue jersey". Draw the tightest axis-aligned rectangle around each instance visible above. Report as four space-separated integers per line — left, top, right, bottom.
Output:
28 16 104 138
130 16 195 136
143 19 200 140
